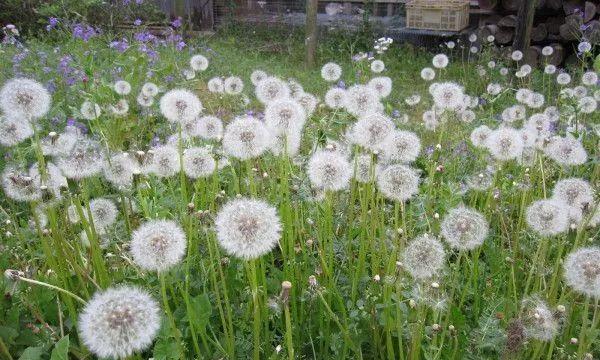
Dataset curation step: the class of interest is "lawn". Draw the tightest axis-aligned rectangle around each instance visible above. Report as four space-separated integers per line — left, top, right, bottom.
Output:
0 19 598 360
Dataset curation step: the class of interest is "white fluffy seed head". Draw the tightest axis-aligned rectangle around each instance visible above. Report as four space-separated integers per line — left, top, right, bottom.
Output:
56 138 104 180
486 127 524 161
130 219 187 272
344 84 381 117
0 114 33 146
521 297 559 341
552 178 594 210
526 199 569 237
0 78 51 120
78 285 161 359
581 71 598 86
109 99 129 117
349 113 395 151
270 129 302 157
103 153 140 188
224 76 244 95
147 145 180 178
420 67 436 81
403 234 446 280
321 62 342 82
223 116 272 160
159 89 203 123
470 125 492 148
325 87 346 109
113 80 132 95
544 135 588 166
563 247 600 298
1 165 41 202
371 60 385 73
440 206 488 250
352 153 374 183
250 70 268 86
183 147 216 178
295 92 318 116
264 98 306 135
376 164 420 202
368 76 392 98
190 54 209 71
215 198 282 260
431 82 465 110
255 77 291 104
307 150 352 191
80 101 102 120
432 54 449 68
207 77 224 93
29 162 67 199
141 82 159 97
380 130 421 164
195 115 224 140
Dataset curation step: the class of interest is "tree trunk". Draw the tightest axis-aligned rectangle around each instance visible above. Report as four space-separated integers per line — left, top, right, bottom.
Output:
305 0 318 68
513 0 536 51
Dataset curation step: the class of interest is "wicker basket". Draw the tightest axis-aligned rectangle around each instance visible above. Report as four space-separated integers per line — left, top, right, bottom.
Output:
406 0 469 32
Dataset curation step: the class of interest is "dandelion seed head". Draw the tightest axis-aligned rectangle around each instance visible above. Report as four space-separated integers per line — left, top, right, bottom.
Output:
215 198 282 260
307 150 352 191
380 130 421 163
431 82 465 110
544 136 587 166
470 125 492 148
370 60 385 73
557 73 571 85
103 153 140 188
440 206 488 250
526 199 569 237
207 77 224 93
352 153 374 183
255 77 291 104
114 80 132 95
265 98 306 135
79 285 161 359
223 116 272 160
349 113 395 151
183 147 216 178
581 71 598 86
321 62 342 82
159 89 203 123
80 101 101 120
56 138 104 180
270 129 302 157
131 219 186 272
195 115 223 140
29 162 67 199
578 96 597 113
421 67 436 81
250 70 268 86
432 54 449 69
325 87 346 109
403 234 446 280
563 247 600 298
368 76 392 98
0 78 51 119
1 166 41 202
376 164 420 202
343 84 381 117
552 178 594 210
147 145 180 177
224 76 244 95
521 298 559 341
141 82 159 97
295 92 318 116
110 99 129 116
0 114 33 146
190 54 209 71
486 127 524 161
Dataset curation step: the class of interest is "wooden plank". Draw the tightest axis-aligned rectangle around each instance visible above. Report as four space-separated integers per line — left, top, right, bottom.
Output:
513 0 535 51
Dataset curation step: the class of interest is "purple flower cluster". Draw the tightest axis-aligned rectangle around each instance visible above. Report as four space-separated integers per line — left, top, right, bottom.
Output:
72 23 100 42
47 17 59 31
110 38 130 53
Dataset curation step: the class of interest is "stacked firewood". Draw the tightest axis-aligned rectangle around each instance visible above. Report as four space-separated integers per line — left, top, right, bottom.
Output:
476 0 600 65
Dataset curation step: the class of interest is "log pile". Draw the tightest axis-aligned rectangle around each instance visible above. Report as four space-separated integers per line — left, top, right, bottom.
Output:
476 0 600 65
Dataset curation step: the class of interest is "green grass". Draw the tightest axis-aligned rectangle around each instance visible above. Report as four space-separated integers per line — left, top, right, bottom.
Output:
0 22 598 360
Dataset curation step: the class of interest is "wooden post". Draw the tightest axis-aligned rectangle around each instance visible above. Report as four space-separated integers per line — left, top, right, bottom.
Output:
513 0 536 51
306 0 318 67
